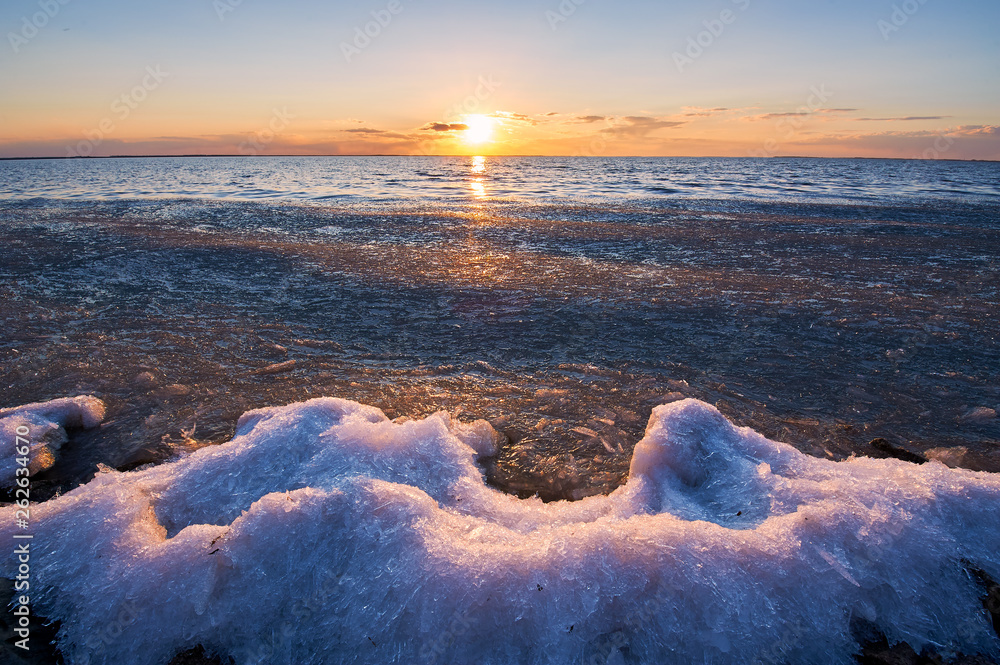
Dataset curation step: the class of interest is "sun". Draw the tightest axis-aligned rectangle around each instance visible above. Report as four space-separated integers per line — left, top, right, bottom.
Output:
461 114 495 145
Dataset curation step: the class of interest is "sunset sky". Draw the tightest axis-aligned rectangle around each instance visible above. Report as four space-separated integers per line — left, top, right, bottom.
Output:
1 0 998 159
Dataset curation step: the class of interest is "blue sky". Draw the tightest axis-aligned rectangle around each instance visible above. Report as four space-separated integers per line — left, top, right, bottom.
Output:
1 0 998 157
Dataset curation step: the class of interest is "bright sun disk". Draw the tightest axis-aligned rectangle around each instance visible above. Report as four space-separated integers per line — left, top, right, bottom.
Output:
462 115 495 145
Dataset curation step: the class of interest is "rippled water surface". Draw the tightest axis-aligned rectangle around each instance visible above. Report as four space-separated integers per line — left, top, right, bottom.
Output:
1 156 999 500
3 154 1000 203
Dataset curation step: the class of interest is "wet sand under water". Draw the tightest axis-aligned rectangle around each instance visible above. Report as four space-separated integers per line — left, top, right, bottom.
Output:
1 199 999 502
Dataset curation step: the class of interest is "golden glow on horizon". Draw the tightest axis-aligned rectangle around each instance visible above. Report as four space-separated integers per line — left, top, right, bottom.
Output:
0 101 993 159
462 115 495 145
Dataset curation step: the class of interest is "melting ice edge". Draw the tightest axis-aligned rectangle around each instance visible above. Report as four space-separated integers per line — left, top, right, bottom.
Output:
2 396 999 664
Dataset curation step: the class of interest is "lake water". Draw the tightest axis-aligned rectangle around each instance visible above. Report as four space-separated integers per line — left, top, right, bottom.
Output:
2 156 1000 664
1 155 999 499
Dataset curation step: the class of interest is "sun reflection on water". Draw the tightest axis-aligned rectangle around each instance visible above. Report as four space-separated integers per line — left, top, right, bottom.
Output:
470 155 487 197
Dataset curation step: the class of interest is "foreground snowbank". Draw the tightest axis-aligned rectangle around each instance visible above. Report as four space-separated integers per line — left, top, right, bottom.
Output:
0 396 105 488
2 397 998 665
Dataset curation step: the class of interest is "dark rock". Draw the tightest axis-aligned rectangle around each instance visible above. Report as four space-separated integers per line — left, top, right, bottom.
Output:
856 637 924 665
869 438 927 464
960 407 997 423
154 384 192 401
134 371 158 390
115 445 169 472
965 565 1000 639
168 645 234 665
852 612 1000 665
254 359 297 375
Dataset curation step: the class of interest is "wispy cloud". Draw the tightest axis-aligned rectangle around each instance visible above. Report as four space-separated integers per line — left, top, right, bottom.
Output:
748 112 811 120
681 106 732 117
491 111 537 125
598 116 685 137
853 116 950 122
421 122 469 132
745 108 857 122
954 124 1000 136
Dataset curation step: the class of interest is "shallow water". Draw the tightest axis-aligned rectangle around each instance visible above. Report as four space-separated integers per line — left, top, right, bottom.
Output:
1 156 999 501
2 156 1000 664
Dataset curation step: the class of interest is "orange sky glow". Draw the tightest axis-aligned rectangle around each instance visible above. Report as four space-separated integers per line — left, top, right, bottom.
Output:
1 0 997 160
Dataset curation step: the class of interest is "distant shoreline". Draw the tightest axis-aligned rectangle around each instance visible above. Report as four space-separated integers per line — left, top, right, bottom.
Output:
1 154 997 163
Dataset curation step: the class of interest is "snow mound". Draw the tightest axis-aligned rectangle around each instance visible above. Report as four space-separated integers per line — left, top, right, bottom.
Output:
1 397 998 665
0 395 105 488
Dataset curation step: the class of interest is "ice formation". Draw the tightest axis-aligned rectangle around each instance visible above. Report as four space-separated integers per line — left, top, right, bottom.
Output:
2 397 998 665
0 396 105 488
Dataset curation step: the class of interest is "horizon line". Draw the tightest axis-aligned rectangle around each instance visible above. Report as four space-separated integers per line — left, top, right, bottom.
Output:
1 154 997 163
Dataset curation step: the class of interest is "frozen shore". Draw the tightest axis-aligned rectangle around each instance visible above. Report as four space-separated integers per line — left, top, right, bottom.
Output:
2 396 998 664
0 395 105 488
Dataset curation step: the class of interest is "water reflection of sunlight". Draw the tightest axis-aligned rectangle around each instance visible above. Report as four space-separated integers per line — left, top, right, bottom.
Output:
470 156 487 197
